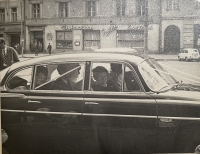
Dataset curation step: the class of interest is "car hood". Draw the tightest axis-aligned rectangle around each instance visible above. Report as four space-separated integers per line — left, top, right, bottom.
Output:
151 90 200 103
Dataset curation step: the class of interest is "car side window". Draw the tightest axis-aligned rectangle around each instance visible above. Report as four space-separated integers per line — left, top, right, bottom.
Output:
90 62 141 92
34 62 85 91
124 65 141 92
7 67 33 90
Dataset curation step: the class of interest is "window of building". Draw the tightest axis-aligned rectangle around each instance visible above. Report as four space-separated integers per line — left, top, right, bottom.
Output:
117 30 144 48
86 1 96 17
0 9 5 22
166 0 179 11
136 0 147 16
83 30 100 50
32 3 40 18
116 0 126 16
56 31 73 49
11 8 17 21
59 2 68 17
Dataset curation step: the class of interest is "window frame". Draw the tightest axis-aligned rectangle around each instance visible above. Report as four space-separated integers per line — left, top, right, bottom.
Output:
83 30 100 50
86 1 96 17
89 61 143 92
11 7 17 22
6 66 34 91
59 2 68 18
136 0 146 16
0 9 5 22
33 62 86 91
32 3 40 18
56 31 73 49
116 0 126 16
166 0 179 11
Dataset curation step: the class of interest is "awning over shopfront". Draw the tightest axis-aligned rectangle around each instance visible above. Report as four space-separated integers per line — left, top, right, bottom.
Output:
28 26 45 32
4 28 21 33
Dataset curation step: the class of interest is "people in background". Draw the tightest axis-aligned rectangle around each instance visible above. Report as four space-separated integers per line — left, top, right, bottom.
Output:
0 37 19 71
47 43 52 55
92 66 109 91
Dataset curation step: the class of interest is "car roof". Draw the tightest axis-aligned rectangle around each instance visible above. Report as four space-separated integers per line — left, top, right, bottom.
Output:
8 51 151 72
94 48 138 53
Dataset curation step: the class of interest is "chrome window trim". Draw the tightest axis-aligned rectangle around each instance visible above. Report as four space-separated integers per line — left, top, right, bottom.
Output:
28 95 84 101
2 109 200 121
5 66 34 91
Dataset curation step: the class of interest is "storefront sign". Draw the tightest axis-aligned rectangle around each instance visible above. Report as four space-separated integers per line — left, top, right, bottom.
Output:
62 25 93 30
127 25 144 30
102 25 118 36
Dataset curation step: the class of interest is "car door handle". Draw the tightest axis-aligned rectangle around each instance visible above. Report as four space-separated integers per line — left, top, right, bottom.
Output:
85 102 99 105
28 100 41 104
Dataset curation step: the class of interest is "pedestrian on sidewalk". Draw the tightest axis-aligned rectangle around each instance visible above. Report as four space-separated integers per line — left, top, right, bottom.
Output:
35 43 40 56
47 43 52 55
0 37 20 71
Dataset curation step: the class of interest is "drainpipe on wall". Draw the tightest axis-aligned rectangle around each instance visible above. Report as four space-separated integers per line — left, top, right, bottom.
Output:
158 0 162 54
20 1 23 57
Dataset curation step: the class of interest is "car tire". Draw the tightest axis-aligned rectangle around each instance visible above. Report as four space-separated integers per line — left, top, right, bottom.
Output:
185 57 189 62
178 56 181 61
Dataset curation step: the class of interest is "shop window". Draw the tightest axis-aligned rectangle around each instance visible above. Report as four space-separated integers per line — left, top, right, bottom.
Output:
117 30 144 48
84 30 100 50
116 0 126 16
59 2 68 17
0 9 5 22
166 0 179 11
11 8 17 21
56 31 73 49
136 0 147 16
86 1 96 17
32 3 40 18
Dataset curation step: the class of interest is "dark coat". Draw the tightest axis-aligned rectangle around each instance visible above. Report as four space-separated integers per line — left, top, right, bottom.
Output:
0 46 20 70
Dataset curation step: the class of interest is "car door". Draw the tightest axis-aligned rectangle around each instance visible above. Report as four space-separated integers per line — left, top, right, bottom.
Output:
81 61 158 153
1 66 33 153
22 62 85 154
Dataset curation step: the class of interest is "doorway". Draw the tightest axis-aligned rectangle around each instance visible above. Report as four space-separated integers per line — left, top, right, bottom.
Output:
164 25 180 54
11 34 20 48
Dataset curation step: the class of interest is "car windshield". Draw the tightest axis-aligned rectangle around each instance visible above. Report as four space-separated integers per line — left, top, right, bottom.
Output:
139 59 176 92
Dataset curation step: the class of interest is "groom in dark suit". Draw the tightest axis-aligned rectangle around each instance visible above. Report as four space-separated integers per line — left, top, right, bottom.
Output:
0 37 20 71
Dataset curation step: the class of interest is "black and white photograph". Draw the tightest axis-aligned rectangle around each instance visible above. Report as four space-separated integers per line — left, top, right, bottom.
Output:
0 0 200 153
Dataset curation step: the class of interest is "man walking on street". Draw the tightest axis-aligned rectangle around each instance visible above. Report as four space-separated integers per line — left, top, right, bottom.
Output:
0 37 20 71
47 43 52 55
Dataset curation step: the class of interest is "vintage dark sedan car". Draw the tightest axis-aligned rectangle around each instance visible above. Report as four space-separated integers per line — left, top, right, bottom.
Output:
1 51 200 154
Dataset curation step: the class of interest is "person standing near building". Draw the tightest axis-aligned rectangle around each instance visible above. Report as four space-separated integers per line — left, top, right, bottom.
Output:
0 37 20 71
35 42 39 56
47 43 52 55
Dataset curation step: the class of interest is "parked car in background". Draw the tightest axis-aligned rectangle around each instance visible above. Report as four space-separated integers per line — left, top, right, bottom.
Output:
1 51 200 154
178 48 200 61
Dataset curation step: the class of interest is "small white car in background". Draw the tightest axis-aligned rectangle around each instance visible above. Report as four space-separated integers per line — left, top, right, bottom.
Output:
178 48 200 61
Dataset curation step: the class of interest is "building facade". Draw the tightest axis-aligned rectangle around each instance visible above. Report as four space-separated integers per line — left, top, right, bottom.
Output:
161 0 200 53
0 0 199 54
24 0 160 53
0 0 24 48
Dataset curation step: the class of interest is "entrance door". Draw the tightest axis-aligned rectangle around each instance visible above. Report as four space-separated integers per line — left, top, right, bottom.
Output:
164 25 180 54
11 34 20 48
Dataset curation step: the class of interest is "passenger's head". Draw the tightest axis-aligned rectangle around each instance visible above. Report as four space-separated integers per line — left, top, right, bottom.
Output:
93 66 108 86
110 63 122 74
57 63 80 80
0 37 6 49
35 66 48 87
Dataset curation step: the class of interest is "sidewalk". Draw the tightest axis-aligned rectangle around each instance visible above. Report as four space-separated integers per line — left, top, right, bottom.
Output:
19 53 178 61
